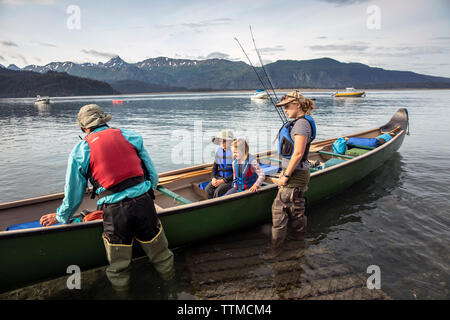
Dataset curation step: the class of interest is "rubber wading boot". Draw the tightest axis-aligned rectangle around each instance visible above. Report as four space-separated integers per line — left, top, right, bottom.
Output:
262 239 284 260
288 231 307 241
137 226 175 281
103 235 133 293
162 276 178 300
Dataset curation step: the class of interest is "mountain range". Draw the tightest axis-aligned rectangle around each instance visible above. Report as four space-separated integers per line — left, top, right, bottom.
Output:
2 56 450 96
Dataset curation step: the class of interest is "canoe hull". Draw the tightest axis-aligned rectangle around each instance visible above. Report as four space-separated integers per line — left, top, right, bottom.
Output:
0 109 408 293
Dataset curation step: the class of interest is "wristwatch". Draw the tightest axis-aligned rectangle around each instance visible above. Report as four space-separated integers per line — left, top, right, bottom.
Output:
283 172 290 178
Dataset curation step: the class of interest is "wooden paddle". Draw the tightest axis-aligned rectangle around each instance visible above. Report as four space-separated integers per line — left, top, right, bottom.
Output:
158 167 212 185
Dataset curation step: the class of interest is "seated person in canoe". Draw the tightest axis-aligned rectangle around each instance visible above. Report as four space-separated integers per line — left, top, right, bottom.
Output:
205 130 235 198
224 138 265 195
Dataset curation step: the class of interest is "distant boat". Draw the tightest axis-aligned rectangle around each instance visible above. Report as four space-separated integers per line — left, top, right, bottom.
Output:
112 99 124 104
333 87 365 98
250 89 269 100
34 95 50 104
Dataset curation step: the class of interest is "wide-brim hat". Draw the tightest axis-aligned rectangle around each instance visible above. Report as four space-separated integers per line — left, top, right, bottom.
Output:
275 90 306 107
77 104 112 129
212 129 234 145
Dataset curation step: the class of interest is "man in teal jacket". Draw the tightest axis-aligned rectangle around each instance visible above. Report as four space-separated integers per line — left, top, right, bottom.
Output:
40 104 174 294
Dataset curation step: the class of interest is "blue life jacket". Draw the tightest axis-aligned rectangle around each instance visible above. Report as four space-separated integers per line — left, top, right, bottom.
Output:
233 155 258 192
216 147 233 178
278 115 316 160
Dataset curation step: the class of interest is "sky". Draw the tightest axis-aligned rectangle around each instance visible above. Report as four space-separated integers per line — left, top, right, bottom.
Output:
1 0 449 77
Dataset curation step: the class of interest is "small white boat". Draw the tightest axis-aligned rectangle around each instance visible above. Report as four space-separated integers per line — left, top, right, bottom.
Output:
250 89 269 100
333 87 365 98
34 95 50 104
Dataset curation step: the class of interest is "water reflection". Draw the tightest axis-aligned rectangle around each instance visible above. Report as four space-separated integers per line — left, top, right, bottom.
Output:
250 98 270 106
307 153 405 242
34 103 51 115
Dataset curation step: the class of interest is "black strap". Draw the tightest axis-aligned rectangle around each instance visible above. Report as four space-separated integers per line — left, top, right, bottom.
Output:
96 176 145 199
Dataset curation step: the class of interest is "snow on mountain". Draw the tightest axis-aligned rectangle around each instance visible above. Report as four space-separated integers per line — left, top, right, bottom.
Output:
103 56 128 68
7 64 21 71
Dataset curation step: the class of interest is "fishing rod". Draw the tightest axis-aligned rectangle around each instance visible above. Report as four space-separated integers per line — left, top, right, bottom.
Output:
234 37 273 103
249 26 282 109
234 37 287 124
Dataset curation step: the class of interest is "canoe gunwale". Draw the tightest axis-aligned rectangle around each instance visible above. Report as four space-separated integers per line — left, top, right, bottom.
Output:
0 219 102 239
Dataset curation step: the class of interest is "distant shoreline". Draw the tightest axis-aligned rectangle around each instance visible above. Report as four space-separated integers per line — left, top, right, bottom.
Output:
1 87 449 100
99 87 450 96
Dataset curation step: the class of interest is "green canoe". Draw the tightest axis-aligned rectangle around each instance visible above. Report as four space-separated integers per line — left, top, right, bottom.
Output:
0 108 409 293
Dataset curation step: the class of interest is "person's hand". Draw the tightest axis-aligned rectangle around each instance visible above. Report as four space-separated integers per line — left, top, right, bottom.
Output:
216 179 224 186
278 176 289 188
249 185 259 193
40 213 58 227
211 178 217 187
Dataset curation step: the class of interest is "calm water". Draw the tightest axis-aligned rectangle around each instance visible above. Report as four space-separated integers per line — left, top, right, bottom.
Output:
0 90 449 299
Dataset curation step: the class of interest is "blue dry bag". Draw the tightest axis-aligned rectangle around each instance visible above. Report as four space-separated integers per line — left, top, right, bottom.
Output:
347 137 379 148
332 137 347 154
376 133 392 142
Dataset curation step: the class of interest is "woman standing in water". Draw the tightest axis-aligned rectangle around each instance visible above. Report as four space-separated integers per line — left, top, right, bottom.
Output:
263 90 316 259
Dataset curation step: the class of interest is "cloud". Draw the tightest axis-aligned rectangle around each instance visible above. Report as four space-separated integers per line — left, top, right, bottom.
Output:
257 45 285 55
309 43 370 52
372 46 446 57
316 36 328 40
0 55 5 62
0 40 18 47
32 40 56 47
9 53 27 65
430 36 450 41
1 0 55 5
181 18 232 29
174 51 241 61
205 52 231 59
81 49 118 58
316 0 371 5
153 24 176 29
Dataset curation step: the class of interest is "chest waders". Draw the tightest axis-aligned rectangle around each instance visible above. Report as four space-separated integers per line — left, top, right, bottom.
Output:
263 115 316 260
86 128 173 292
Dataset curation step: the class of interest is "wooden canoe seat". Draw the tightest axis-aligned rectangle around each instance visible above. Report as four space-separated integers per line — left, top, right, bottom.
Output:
191 182 208 200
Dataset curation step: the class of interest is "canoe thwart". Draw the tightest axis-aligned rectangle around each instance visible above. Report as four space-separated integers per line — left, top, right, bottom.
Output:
156 186 192 205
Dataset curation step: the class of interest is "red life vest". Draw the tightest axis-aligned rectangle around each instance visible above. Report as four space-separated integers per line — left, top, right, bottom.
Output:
85 128 144 194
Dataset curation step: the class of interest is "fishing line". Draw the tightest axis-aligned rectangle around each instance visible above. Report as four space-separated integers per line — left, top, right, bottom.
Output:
249 26 283 116
234 37 287 124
